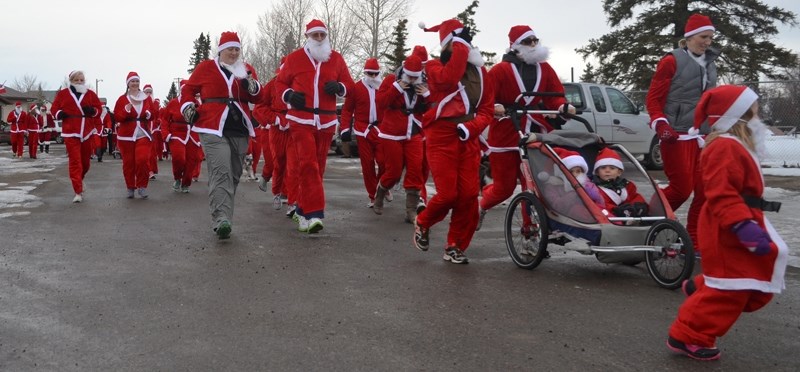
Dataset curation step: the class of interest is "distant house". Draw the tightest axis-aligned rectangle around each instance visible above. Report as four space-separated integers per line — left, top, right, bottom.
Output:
0 87 39 123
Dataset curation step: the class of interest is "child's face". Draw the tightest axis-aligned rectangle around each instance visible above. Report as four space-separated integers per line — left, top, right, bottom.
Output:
569 167 585 177
595 165 623 181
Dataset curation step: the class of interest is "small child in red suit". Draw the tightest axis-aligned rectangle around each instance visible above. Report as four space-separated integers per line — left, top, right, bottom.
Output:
591 148 648 219
540 147 604 219
667 85 788 361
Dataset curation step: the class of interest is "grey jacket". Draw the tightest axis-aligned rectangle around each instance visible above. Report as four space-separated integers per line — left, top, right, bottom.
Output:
664 47 720 133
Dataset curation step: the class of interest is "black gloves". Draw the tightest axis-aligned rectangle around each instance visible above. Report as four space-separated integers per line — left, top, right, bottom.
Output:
182 104 199 124
456 27 473 44
340 129 352 142
82 106 96 116
518 134 530 147
241 76 259 95
612 202 649 218
324 81 344 96
284 90 306 109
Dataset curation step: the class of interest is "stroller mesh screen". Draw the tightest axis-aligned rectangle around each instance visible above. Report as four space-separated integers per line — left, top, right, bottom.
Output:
528 149 598 224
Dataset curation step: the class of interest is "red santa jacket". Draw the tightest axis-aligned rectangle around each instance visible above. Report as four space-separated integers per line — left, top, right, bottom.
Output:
149 104 162 133
422 41 494 141
376 74 428 140
6 110 27 133
113 94 154 141
252 77 277 129
699 135 788 293
162 97 200 145
98 109 113 137
51 88 103 141
486 59 567 152
24 112 42 132
42 112 55 131
275 48 355 130
595 178 646 213
180 59 261 137
340 79 382 138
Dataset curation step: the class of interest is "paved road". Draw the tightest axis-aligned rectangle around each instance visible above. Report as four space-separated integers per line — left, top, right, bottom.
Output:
1 146 798 371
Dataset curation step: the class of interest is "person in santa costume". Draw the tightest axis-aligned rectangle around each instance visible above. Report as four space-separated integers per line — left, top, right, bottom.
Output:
51 70 103 203
143 85 161 179
181 31 262 239
340 57 386 209
591 147 648 220
666 85 788 361
252 72 282 207
414 19 495 263
267 58 299 215
162 80 201 193
373 55 429 223
6 101 27 159
646 14 720 252
476 25 574 231
24 104 42 159
114 71 155 199
39 106 56 154
410 45 432 205
93 106 113 162
275 19 356 233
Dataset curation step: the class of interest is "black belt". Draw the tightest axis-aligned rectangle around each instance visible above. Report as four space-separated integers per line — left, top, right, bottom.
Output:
743 194 782 212
298 107 337 115
64 114 89 118
204 97 238 103
123 118 146 122
444 113 475 123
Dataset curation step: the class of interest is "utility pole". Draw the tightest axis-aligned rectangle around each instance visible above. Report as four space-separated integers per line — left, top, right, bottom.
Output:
95 78 103 97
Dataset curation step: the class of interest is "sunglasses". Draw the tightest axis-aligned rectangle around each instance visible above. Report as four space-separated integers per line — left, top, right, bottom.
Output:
519 38 539 46
365 72 379 77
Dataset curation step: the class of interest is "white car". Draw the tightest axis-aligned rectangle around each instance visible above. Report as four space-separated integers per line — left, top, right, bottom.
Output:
562 82 662 169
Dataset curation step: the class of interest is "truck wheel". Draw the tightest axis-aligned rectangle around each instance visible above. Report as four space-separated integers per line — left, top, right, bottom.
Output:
644 136 663 170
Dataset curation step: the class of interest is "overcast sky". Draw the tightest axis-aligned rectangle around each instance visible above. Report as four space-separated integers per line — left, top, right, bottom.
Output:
2 0 799 102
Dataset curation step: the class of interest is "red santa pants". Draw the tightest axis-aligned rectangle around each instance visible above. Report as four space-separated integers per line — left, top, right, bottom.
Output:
149 131 162 175
660 139 705 250
416 127 481 250
256 128 274 178
480 151 526 211
270 128 290 196
669 275 773 347
118 137 152 189
171 139 200 187
420 141 429 202
12 132 25 156
64 137 93 194
194 147 204 179
289 123 333 218
284 130 299 205
379 134 424 192
27 131 39 158
357 130 385 201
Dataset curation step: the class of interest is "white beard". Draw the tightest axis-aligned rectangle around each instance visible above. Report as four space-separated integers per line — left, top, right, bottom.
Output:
512 44 550 65
15 108 21 114
221 59 248 79
468 46 485 67
364 76 382 90
306 38 332 63
747 118 769 160
71 83 88 94
128 90 147 103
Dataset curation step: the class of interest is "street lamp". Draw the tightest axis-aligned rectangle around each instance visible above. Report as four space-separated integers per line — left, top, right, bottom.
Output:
95 78 103 97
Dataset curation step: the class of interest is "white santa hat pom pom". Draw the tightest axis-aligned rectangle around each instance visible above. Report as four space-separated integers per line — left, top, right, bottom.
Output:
418 21 426 30
537 171 550 181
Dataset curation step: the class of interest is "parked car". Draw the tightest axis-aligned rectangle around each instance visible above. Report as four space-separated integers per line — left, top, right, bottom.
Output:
50 119 64 144
562 82 662 169
0 123 29 146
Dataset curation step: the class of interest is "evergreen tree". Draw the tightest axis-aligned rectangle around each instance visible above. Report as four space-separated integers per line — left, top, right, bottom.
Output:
579 63 598 83
166 82 178 102
577 1 798 90
382 19 410 73
188 33 211 74
454 0 496 67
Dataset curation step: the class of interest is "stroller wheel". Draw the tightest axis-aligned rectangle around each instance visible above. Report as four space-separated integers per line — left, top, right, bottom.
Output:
644 219 695 289
504 192 548 270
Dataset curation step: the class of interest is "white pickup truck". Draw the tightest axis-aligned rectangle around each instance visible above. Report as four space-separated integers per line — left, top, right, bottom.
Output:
561 82 662 169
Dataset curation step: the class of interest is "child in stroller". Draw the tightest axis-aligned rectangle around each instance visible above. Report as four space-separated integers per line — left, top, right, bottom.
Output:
592 147 649 222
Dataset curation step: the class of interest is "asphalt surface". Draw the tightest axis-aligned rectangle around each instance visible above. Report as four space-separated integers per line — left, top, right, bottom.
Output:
1 145 799 371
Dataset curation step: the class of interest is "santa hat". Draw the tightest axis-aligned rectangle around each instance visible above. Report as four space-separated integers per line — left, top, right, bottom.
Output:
508 25 537 47
126 71 140 85
305 19 328 35
594 148 624 172
419 19 464 47
684 14 715 38
553 148 588 174
363 58 380 73
15 101 21 107
403 55 423 77
68 70 82 80
29 104 38 111
690 85 758 136
143 84 153 92
218 31 241 51
412 45 429 64
179 79 188 91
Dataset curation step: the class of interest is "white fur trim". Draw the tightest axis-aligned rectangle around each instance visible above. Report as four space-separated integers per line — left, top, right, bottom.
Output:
305 26 327 35
418 21 426 29
363 69 380 73
650 117 668 130
710 87 759 133
126 75 140 85
684 25 715 38
441 28 464 47
512 30 537 46
561 155 588 174
594 158 623 172
457 123 469 141
403 68 421 77
219 41 241 51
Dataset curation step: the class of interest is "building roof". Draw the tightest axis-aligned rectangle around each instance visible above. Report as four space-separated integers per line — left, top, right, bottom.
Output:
0 86 39 105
